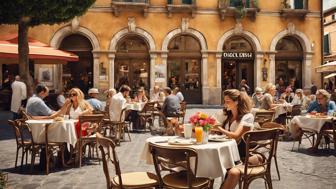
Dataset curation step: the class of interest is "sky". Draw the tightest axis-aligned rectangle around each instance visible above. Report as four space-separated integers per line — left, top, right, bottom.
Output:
323 0 336 11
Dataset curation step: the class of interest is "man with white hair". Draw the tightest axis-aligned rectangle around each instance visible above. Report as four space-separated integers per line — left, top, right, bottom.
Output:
10 75 27 119
86 88 103 111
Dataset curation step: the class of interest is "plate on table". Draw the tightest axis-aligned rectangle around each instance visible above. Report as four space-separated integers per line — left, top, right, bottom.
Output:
208 134 230 142
306 114 331 119
168 138 196 146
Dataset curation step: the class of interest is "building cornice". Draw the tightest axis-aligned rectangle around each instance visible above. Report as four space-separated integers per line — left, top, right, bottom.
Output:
89 6 321 18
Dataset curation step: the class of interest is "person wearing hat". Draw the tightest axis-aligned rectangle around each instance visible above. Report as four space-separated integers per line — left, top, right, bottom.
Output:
86 88 103 111
251 87 263 108
291 89 304 106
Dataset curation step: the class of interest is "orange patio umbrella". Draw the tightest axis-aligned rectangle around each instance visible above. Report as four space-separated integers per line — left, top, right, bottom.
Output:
0 34 78 64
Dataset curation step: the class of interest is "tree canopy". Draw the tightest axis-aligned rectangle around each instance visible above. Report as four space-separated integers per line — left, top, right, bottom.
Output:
0 0 95 26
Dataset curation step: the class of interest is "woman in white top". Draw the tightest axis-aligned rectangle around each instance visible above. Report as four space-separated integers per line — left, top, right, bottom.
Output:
63 88 93 119
211 89 255 189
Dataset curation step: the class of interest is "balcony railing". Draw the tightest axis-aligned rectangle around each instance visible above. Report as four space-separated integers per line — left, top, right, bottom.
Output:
218 0 259 21
167 0 197 17
111 0 150 17
280 0 308 18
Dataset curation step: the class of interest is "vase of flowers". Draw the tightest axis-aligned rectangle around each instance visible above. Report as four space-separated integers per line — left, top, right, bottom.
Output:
189 112 216 144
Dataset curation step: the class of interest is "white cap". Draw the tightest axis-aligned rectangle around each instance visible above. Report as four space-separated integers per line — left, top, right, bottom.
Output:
88 88 99 94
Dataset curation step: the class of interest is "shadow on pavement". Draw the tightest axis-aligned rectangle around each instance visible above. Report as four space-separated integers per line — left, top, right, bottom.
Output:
0 120 15 141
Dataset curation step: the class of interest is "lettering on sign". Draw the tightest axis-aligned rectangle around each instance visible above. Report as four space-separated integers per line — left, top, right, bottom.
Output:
222 52 253 59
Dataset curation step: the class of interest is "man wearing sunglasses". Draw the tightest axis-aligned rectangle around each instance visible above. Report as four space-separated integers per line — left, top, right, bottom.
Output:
26 84 55 116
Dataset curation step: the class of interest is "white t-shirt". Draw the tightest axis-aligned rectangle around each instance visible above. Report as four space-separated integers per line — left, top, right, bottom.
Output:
69 106 83 119
214 110 254 132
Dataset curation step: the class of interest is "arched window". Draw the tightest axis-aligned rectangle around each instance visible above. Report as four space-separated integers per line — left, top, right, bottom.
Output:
275 36 303 90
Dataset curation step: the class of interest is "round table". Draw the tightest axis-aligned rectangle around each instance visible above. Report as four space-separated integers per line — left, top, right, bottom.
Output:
141 136 240 179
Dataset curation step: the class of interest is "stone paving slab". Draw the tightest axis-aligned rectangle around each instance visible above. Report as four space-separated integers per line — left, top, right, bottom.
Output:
0 109 336 189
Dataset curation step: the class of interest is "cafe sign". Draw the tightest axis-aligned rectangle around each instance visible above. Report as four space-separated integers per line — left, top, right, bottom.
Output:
222 52 254 59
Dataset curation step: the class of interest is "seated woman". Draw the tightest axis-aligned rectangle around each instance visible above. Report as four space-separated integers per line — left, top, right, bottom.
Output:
211 89 256 189
133 87 148 103
260 83 281 110
290 89 336 149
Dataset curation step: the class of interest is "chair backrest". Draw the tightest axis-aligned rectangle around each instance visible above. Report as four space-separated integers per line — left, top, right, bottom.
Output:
242 129 280 179
8 120 21 146
291 104 302 116
8 119 34 145
119 108 131 122
78 114 104 138
180 101 187 113
254 110 275 127
18 109 32 120
96 132 122 189
149 143 198 189
141 101 157 113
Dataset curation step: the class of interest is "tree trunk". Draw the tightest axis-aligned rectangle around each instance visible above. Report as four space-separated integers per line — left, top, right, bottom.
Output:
18 18 33 96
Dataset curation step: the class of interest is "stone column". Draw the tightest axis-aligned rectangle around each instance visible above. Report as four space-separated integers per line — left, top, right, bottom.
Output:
161 52 168 88
255 53 263 87
108 53 116 89
149 53 157 97
303 52 313 88
201 52 209 105
269 53 276 84
216 52 222 89
93 52 100 88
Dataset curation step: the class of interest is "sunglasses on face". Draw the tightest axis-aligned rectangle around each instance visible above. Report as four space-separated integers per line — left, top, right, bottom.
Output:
69 93 77 97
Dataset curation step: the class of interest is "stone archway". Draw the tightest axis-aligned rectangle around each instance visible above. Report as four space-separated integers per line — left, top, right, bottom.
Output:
49 26 100 89
108 27 156 89
162 28 209 104
270 24 313 88
216 29 262 93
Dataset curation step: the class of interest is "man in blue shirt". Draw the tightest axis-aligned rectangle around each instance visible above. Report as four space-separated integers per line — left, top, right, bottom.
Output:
86 88 103 111
26 84 55 116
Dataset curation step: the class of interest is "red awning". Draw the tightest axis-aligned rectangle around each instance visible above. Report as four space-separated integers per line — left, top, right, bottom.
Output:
0 34 79 64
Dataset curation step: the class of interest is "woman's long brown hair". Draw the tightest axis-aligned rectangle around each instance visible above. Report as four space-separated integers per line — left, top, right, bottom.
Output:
222 89 253 129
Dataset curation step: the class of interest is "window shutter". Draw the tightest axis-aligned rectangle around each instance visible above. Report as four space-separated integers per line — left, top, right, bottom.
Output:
324 34 330 55
294 0 304 9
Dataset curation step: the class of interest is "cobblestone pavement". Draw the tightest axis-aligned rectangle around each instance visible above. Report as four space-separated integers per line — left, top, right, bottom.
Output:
1 109 336 189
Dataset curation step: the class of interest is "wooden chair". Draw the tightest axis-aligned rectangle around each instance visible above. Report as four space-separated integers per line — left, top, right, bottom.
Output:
96 132 159 189
77 114 104 167
259 122 287 180
254 110 275 128
8 120 32 170
237 129 280 189
139 101 158 131
286 104 302 124
321 118 336 150
102 108 131 143
292 128 317 151
149 142 213 189
177 101 187 124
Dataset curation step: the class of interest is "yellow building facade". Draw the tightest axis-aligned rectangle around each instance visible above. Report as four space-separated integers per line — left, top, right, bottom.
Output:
0 0 322 104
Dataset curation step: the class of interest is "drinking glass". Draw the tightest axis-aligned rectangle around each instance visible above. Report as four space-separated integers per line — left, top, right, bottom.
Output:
183 124 193 139
195 127 203 144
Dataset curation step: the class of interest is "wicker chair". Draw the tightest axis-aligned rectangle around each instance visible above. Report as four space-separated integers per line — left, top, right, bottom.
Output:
96 133 159 189
259 122 287 180
149 142 213 189
77 114 104 167
237 129 280 189
139 101 158 131
254 110 275 128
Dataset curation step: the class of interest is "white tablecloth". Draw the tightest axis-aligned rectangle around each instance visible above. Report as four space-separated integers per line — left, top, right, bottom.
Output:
126 103 145 111
26 119 78 146
290 115 332 133
141 136 240 179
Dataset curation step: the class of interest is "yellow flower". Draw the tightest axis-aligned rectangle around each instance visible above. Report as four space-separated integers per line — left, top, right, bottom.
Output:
199 112 208 119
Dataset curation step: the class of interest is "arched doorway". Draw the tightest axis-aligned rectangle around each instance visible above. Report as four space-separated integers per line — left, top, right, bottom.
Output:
114 35 150 95
275 36 303 90
167 35 202 104
222 36 255 94
60 34 93 94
